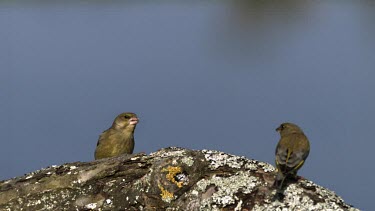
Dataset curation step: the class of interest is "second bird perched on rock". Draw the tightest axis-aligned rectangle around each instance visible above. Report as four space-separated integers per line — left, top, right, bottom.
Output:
94 112 139 160
274 122 310 191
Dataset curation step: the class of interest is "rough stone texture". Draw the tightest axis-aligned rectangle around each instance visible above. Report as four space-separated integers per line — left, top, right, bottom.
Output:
0 147 359 211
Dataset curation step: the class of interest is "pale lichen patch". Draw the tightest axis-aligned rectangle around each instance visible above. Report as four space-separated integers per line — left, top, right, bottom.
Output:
69 166 77 170
234 199 243 211
84 202 97 209
181 156 194 166
78 165 106 183
150 147 186 158
133 168 152 193
254 182 359 211
243 162 259 171
258 162 275 172
131 156 142 161
202 149 245 169
25 175 33 180
193 171 259 210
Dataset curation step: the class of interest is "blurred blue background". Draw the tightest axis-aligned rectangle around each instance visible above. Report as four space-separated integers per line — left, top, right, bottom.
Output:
1 1 373 209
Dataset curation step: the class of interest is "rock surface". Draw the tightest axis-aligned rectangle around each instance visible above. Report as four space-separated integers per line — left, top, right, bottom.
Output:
0 147 359 210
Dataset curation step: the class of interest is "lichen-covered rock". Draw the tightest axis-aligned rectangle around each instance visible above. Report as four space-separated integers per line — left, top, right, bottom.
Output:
0 147 359 210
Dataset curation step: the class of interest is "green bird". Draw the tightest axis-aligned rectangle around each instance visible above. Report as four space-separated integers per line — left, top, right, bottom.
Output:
274 122 310 191
94 112 139 160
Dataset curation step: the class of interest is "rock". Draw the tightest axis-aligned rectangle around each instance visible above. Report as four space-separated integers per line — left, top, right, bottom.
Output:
0 147 359 210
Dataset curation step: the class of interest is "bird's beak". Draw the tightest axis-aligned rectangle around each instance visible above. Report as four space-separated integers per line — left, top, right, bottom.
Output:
276 126 281 132
129 117 139 125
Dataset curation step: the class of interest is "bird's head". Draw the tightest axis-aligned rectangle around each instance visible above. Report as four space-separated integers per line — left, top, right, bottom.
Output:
113 112 139 130
276 122 303 135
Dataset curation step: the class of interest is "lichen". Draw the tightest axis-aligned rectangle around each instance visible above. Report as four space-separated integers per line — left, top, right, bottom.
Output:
0 147 359 211
78 165 105 183
162 166 184 188
133 167 153 193
193 171 259 209
253 182 359 211
158 183 174 203
258 162 275 172
243 162 259 171
84 203 97 209
150 147 186 158
181 156 194 167
202 149 245 169
69 166 77 170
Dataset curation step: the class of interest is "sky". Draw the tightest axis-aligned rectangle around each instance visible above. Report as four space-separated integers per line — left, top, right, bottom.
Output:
1 1 374 210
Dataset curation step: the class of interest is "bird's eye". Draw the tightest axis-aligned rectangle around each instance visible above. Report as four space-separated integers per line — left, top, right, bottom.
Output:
123 115 130 119
281 124 286 129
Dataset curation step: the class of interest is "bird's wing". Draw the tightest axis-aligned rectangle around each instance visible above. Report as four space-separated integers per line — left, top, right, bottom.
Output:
285 134 309 169
275 141 288 165
96 129 112 146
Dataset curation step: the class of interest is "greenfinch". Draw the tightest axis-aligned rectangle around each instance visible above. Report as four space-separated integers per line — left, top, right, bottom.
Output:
94 112 139 160
274 122 310 190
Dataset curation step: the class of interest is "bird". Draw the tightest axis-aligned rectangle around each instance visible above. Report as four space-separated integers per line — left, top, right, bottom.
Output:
94 112 139 160
274 122 310 191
